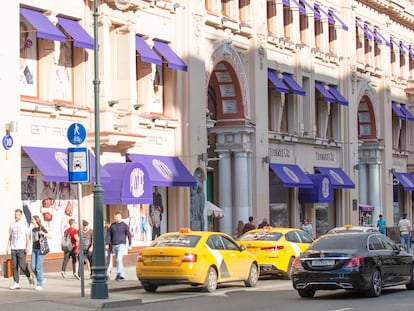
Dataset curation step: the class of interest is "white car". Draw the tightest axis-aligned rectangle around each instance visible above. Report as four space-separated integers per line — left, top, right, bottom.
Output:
327 225 379 234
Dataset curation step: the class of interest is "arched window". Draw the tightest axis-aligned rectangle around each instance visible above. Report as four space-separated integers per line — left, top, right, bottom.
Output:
357 96 376 139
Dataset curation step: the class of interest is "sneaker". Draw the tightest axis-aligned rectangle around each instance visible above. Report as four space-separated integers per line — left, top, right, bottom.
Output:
35 286 43 291
73 273 80 280
116 275 125 282
29 275 35 287
60 271 67 278
10 283 20 290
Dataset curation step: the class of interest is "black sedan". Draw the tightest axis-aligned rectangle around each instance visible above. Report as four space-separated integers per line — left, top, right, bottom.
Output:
291 232 414 298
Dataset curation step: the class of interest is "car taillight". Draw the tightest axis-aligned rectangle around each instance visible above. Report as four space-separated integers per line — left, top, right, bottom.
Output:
292 257 301 268
182 253 197 262
260 246 277 252
346 256 363 268
137 253 143 262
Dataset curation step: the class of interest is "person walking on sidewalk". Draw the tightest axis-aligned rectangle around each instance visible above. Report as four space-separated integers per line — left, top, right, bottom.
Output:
7 208 35 290
106 211 131 281
60 218 80 279
30 215 51 290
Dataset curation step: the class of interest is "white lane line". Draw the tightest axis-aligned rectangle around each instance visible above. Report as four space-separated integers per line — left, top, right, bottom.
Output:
332 308 353 311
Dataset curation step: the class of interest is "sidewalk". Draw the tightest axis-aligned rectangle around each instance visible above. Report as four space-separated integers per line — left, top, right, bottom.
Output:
0 265 143 309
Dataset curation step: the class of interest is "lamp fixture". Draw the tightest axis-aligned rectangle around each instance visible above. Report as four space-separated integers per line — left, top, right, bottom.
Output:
263 156 270 164
198 152 208 162
55 103 66 111
133 103 144 110
5 121 17 134
389 168 396 174
108 100 118 107
151 116 160 122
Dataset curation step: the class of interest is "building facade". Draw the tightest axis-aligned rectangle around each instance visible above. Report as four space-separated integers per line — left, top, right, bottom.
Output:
1 0 414 254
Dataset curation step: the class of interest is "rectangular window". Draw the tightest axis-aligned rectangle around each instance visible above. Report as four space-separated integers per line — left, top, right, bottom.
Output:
239 0 251 25
356 24 364 64
283 5 291 39
328 23 336 54
314 19 322 49
267 1 277 35
299 14 308 44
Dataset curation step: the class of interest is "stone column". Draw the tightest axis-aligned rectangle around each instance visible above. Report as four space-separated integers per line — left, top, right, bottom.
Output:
368 162 381 225
233 151 250 228
219 151 233 235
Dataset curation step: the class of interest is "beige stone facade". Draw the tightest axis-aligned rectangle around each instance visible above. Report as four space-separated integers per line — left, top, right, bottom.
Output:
1 0 414 252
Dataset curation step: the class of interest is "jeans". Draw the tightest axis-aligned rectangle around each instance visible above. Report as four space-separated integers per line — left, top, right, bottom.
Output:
11 249 31 284
61 250 78 273
31 249 45 286
401 234 411 253
113 244 126 278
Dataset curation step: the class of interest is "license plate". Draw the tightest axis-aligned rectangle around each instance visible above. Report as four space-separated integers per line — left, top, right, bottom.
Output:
311 259 334 266
151 256 172 262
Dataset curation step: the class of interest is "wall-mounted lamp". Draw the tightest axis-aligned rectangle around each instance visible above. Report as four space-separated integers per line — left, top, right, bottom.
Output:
5 121 17 134
133 103 144 110
151 116 160 122
55 103 66 111
114 124 128 130
353 164 359 171
108 100 119 107
263 156 270 164
198 152 208 162
389 168 396 175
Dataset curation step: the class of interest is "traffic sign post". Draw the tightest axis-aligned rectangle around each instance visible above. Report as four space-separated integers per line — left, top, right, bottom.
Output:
67 123 88 297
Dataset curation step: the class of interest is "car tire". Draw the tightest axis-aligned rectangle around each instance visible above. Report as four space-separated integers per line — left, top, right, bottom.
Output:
142 282 158 293
284 257 294 280
244 263 259 287
203 267 218 293
366 268 382 297
406 264 414 290
297 289 315 298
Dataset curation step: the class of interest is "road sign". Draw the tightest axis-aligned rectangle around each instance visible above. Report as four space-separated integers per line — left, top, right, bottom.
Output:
68 147 89 182
2 134 13 150
67 123 86 146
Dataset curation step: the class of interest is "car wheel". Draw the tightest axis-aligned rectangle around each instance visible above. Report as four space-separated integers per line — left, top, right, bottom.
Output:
366 268 382 297
284 257 294 280
203 267 218 293
406 264 414 290
297 289 315 298
142 282 158 293
244 264 259 287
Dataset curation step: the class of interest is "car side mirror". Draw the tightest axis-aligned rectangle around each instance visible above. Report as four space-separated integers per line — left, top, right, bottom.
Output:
239 245 246 252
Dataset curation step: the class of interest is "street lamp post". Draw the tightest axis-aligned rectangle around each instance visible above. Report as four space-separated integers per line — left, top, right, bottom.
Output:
91 0 108 299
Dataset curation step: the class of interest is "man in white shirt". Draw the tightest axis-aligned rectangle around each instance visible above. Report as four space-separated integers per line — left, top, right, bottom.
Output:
7 209 34 290
398 213 412 254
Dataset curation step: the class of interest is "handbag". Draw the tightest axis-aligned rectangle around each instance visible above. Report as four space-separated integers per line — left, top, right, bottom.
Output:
39 235 50 255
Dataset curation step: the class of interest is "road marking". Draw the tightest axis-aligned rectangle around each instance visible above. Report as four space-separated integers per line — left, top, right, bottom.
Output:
332 309 353 311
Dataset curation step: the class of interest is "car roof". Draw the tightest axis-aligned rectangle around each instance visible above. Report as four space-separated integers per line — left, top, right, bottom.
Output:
245 227 301 234
327 226 378 233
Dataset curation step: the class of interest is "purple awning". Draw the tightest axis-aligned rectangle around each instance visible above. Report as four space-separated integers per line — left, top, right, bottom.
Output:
282 73 306 96
299 174 333 203
57 17 94 49
22 146 109 182
359 204 375 212
268 70 289 93
135 36 163 65
316 167 355 189
103 162 153 204
328 86 348 106
153 40 188 71
127 153 196 187
270 163 313 188
20 8 65 42
315 82 336 103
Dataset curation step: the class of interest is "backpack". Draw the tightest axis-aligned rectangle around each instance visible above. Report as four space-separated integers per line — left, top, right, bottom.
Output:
61 229 73 252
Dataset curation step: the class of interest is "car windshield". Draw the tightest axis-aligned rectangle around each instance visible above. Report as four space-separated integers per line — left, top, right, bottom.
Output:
151 234 201 247
239 231 282 241
310 235 366 250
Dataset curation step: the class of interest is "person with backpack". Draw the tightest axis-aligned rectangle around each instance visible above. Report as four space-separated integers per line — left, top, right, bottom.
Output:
60 218 80 279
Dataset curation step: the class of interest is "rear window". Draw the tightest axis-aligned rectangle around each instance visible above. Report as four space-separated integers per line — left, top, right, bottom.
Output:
310 235 366 250
239 231 282 241
151 234 201 247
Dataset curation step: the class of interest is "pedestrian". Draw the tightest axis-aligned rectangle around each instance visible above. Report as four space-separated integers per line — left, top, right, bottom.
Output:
30 215 51 290
376 214 387 235
258 218 270 229
81 219 93 277
104 221 112 280
301 219 313 237
106 211 132 281
60 218 80 279
242 216 256 234
398 213 412 253
7 208 35 290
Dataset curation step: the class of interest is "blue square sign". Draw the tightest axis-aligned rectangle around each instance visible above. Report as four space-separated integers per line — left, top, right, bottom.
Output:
68 147 89 183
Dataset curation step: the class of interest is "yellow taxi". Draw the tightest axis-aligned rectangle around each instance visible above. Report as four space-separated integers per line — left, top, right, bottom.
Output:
237 227 313 279
136 228 259 293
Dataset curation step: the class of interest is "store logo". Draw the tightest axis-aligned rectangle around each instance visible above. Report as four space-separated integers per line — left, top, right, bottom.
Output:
283 166 299 183
55 151 68 171
152 159 174 180
322 177 330 198
328 169 344 185
130 168 145 198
